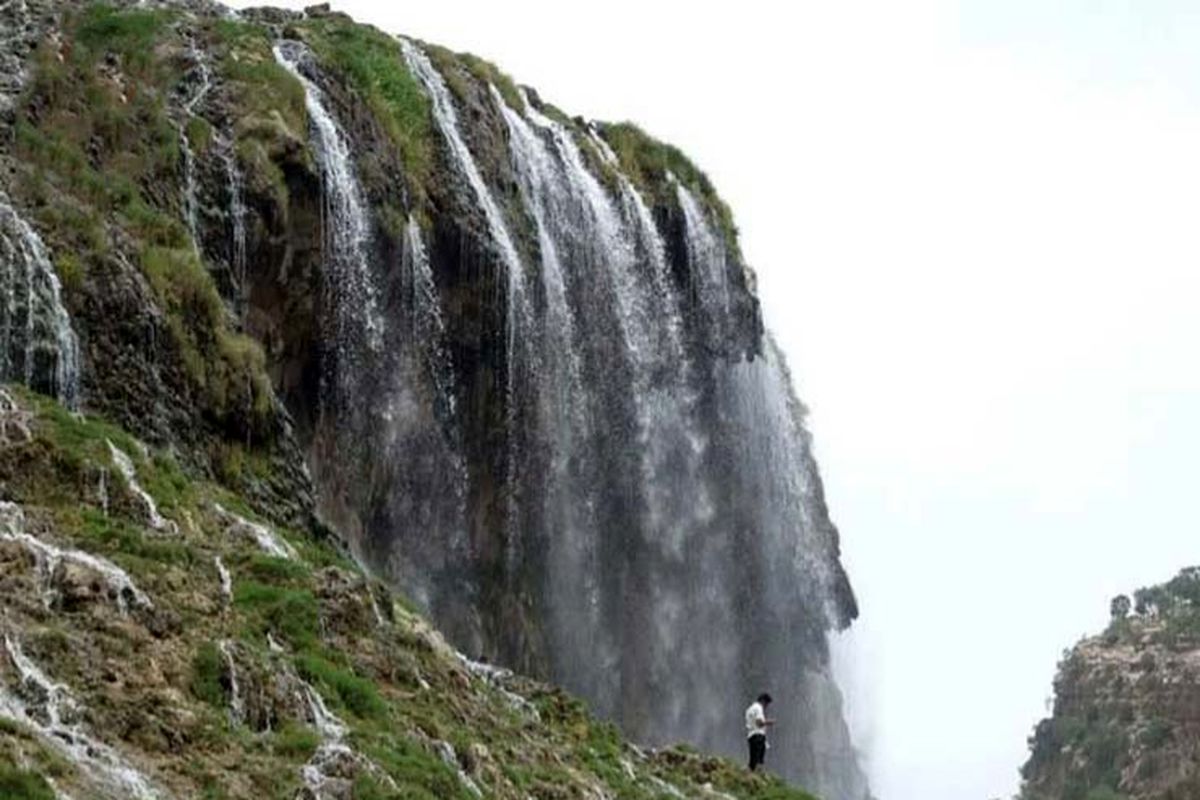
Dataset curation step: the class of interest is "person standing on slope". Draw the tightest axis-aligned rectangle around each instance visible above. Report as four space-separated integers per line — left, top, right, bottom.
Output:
745 692 775 771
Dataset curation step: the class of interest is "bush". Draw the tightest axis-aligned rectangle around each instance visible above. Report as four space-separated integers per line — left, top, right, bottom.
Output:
190 642 226 708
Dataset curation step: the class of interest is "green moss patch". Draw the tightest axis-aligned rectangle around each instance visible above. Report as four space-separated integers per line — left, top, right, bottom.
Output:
599 121 741 253
298 17 433 196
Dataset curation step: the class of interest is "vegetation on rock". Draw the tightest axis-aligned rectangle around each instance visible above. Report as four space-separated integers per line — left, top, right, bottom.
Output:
1021 568 1200 800
0 385 816 799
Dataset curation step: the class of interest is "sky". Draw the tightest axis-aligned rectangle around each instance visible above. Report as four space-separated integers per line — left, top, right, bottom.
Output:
228 2 1200 797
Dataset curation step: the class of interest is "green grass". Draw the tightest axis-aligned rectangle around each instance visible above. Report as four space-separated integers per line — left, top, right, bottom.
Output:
77 508 193 566
425 45 522 111
242 554 310 586
295 652 387 720
139 245 273 425
74 3 174 71
300 17 433 193
360 736 472 800
191 642 227 708
234 581 321 649
599 121 741 252
270 722 320 759
0 765 55 800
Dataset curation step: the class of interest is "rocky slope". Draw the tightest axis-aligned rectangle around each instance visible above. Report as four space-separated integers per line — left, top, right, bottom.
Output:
0 384 818 799
0 0 867 796
1020 569 1200 800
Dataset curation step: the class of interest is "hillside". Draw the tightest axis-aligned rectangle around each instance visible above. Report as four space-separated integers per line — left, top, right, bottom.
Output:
0 385 816 799
1020 569 1200 800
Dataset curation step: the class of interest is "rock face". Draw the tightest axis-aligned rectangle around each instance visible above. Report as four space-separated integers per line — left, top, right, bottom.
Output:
0 1 867 796
1020 569 1200 800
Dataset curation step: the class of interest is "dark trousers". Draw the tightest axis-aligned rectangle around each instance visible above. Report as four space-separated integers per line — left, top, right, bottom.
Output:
748 733 766 770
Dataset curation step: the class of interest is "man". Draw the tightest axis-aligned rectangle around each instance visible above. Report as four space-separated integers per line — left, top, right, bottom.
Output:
744 692 775 771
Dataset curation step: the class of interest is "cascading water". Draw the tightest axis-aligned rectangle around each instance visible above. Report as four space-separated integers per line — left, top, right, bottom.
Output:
0 0 31 113
0 500 151 613
400 41 533 578
274 40 384 397
178 36 214 248
108 441 176 535
493 90 608 694
213 502 297 559
221 138 248 307
366 53 867 796
218 640 245 725
494 89 719 733
1 635 161 799
677 182 733 350
0 191 80 407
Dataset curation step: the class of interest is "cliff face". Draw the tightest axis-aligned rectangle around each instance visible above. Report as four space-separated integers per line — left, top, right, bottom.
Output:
0 1 866 797
1020 569 1200 800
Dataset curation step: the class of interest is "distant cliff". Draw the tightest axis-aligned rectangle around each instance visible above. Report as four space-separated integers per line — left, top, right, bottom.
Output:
1020 568 1200 800
0 1 867 796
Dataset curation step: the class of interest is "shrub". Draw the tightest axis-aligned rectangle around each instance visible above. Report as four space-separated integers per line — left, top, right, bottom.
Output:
190 642 226 708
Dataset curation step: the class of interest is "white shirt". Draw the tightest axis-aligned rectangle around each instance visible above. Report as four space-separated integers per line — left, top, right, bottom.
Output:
745 701 767 739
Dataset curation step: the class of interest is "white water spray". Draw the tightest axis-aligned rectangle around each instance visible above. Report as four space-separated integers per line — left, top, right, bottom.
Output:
274 40 384 384
1 636 162 799
0 501 151 613
0 191 81 406
212 502 296 560
107 441 176 534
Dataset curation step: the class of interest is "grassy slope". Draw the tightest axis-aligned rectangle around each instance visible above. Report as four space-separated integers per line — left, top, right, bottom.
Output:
0 384 816 799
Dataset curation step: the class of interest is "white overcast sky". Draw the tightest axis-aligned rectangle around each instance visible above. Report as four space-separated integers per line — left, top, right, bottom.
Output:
229 1 1200 797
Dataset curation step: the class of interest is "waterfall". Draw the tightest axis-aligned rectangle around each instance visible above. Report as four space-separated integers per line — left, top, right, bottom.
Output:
218 640 244 725
493 91 605 682
0 0 31 114
212 502 297 560
490 91 717 726
221 139 248 306
253 37 865 796
274 40 384 399
0 501 151 613
399 42 525 294
432 739 483 798
107 441 176 535
178 36 214 248
677 182 733 350
400 41 533 570
0 191 80 407
403 217 460 435
296 677 399 797
214 556 233 604
1 635 162 799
